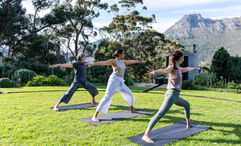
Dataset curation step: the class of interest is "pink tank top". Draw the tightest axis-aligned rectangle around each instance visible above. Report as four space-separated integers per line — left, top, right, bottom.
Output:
167 69 182 91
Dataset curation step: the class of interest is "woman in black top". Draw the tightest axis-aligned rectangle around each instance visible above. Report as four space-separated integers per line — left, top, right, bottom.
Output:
50 54 99 111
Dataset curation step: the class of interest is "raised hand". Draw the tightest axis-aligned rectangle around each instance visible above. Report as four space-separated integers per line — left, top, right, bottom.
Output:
87 64 93 67
144 71 155 76
194 68 201 70
49 64 59 68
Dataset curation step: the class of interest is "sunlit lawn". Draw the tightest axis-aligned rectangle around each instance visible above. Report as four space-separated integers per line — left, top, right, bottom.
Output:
0 86 240 145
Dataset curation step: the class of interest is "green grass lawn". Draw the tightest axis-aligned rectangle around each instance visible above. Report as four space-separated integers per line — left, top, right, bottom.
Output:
0 86 241 145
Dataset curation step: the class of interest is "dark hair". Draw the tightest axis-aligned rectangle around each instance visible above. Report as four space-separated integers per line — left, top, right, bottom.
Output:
76 53 85 61
113 49 124 57
169 50 184 70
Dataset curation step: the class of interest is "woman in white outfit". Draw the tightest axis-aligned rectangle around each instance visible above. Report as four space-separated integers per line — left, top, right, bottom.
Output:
90 49 145 122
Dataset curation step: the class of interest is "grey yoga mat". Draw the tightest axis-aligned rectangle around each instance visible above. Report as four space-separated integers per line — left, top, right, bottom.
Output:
79 110 154 126
127 121 211 146
50 103 97 111
0 89 8 94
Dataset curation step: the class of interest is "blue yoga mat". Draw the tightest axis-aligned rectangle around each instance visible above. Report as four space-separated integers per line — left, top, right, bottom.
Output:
127 121 210 146
80 110 154 126
50 103 97 111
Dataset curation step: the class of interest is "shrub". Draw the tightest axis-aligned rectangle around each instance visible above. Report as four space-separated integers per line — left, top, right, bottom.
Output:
124 70 134 86
26 75 67 86
14 69 36 85
193 73 217 88
236 84 241 93
0 78 13 88
44 75 66 86
62 68 74 85
214 81 224 88
97 75 107 83
125 77 134 86
193 85 206 90
227 81 237 89
26 75 47 86
7 61 68 78
13 61 49 76
0 63 14 78
90 77 98 83
193 74 208 86
0 64 3 78
182 80 194 90
87 66 112 83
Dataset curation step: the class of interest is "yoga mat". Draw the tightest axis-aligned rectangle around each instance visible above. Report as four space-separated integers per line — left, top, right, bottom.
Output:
127 121 210 146
80 110 154 126
50 103 97 111
0 89 8 94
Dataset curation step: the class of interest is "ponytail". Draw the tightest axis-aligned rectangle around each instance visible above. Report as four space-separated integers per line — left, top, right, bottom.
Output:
113 49 124 57
169 50 184 72
169 55 178 70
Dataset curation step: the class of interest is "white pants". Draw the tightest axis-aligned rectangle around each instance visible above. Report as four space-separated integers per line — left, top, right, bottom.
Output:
96 75 135 113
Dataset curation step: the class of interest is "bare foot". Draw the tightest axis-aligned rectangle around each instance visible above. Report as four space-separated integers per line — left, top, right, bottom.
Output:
92 116 99 122
53 106 59 111
91 102 98 105
130 106 135 113
186 123 194 128
142 135 154 143
130 109 136 113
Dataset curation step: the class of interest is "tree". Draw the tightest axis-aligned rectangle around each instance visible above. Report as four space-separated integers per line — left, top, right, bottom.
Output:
211 47 232 82
100 0 154 41
15 33 65 64
8 0 66 64
0 0 29 56
94 40 124 61
94 0 186 82
0 0 63 57
230 56 241 83
43 0 108 60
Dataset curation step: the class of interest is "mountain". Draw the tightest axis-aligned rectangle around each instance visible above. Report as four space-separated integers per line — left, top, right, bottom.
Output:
164 14 241 65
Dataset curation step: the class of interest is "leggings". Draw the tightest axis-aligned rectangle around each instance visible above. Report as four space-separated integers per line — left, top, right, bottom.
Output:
60 81 98 104
147 89 190 129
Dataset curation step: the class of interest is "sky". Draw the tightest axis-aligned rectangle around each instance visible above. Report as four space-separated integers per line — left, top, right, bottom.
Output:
22 0 241 33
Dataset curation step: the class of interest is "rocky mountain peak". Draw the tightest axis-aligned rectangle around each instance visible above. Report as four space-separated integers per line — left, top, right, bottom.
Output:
183 14 204 22
164 14 241 64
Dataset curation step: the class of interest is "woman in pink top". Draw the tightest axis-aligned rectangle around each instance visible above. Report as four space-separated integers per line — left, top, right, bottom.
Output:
142 50 200 143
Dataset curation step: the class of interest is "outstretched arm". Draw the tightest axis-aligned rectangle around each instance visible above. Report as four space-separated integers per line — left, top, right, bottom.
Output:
145 65 174 76
123 60 145 65
86 59 115 67
49 64 73 68
180 67 200 73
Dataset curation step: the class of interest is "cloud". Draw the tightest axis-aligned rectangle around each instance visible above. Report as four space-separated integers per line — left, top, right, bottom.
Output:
172 5 241 18
152 18 179 33
101 0 230 9
143 0 230 9
92 18 179 33
21 0 241 34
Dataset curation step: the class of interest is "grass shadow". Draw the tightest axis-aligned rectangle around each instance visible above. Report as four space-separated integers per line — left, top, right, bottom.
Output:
161 115 241 145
